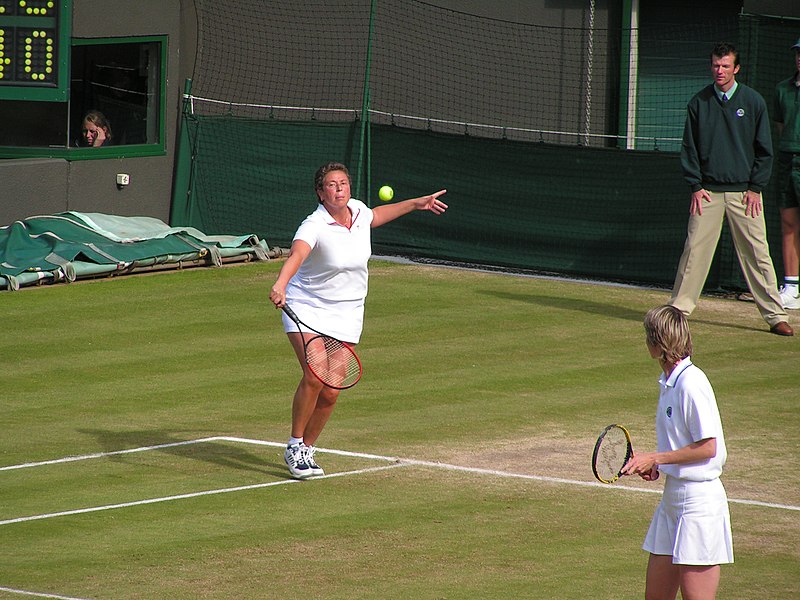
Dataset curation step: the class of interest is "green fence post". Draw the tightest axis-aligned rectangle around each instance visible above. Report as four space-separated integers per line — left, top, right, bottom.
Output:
169 78 195 227
618 0 635 150
356 0 376 204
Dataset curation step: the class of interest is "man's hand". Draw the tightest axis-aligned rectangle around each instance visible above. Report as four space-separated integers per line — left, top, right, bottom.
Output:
690 189 712 216
743 190 762 218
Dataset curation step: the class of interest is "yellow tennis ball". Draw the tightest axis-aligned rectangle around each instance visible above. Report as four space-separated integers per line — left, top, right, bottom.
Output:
378 185 394 202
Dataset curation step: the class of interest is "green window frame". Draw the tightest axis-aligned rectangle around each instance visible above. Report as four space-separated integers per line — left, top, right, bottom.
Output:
0 34 167 159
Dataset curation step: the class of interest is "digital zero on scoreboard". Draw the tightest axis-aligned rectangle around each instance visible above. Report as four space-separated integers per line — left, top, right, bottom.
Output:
0 0 70 101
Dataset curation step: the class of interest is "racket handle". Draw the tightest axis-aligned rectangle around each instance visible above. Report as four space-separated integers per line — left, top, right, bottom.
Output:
282 304 323 336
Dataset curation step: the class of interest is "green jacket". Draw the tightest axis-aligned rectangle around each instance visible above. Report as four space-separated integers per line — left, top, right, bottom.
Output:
773 73 800 153
680 83 773 193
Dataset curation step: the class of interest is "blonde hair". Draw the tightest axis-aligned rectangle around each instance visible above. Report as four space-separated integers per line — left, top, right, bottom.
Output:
83 110 112 140
643 305 693 365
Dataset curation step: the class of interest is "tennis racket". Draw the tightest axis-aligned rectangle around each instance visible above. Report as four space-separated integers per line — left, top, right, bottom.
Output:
282 305 362 390
591 424 633 484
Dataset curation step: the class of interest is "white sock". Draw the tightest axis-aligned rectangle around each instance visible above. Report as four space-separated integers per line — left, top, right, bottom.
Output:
288 436 303 447
784 277 798 295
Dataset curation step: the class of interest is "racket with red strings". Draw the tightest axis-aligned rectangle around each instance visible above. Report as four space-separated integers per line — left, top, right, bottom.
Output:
282 305 362 390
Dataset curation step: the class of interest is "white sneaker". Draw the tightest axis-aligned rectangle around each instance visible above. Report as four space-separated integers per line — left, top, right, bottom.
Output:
779 286 800 310
304 446 325 477
284 444 313 479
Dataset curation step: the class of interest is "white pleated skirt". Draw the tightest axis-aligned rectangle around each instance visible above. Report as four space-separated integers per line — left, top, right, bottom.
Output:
281 296 364 344
643 475 734 565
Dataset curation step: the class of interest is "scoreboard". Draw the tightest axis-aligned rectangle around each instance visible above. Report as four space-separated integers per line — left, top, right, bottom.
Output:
0 0 70 101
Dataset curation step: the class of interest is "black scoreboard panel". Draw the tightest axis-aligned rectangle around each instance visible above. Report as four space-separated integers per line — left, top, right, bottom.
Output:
0 0 70 101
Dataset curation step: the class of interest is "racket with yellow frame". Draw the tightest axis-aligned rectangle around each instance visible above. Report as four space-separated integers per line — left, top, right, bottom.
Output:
591 424 633 484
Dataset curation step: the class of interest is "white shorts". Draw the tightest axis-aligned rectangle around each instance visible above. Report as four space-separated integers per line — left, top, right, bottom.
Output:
643 476 734 565
281 295 364 344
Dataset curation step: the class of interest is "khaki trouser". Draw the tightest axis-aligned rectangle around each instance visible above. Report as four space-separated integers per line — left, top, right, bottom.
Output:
669 191 788 327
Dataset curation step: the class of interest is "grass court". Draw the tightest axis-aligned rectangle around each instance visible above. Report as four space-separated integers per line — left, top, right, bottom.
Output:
1 260 798 599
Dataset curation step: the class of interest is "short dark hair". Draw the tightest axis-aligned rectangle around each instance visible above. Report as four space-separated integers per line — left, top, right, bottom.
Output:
314 162 351 203
314 162 350 190
711 42 739 67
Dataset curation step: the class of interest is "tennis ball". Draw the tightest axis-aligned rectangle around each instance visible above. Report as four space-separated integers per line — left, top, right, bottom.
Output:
378 185 394 202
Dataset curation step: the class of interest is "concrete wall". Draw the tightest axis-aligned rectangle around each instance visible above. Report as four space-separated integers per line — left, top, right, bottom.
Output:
0 0 185 227
0 159 69 220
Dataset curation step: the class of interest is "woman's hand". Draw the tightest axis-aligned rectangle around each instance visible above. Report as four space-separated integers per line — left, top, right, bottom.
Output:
415 190 448 214
622 451 659 480
93 127 107 147
269 284 287 308
640 466 660 481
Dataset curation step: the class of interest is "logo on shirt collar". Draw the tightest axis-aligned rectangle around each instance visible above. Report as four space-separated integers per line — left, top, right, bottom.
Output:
666 406 673 418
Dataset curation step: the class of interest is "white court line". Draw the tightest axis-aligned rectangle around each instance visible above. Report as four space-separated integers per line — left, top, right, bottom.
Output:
221 437 800 512
0 463 402 527
0 586 91 600
1 436 798 528
0 437 222 472
2 437 796 600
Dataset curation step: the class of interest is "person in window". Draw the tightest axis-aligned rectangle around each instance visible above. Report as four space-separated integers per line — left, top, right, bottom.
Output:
79 110 113 147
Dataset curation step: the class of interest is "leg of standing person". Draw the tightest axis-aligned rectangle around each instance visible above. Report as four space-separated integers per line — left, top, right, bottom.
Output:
645 554 680 600
301 386 339 448
778 155 800 308
679 565 721 600
669 193 727 316
779 205 800 307
283 333 338 478
287 332 340 441
722 191 791 332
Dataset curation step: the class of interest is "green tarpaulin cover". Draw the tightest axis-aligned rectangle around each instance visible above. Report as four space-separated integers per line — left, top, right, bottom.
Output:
0 212 270 291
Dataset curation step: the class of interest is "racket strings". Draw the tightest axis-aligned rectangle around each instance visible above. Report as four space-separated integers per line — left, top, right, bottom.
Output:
598 429 628 480
306 336 361 388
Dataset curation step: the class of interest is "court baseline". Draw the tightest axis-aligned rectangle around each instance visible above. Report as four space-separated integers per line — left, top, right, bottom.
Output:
1 435 797 531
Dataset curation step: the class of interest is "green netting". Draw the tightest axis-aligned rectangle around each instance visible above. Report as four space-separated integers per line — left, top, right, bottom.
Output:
369 126 689 285
172 117 782 289
174 116 364 237
170 1 795 291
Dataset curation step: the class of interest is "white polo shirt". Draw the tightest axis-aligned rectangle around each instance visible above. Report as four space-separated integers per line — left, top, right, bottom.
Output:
283 199 374 342
654 357 727 481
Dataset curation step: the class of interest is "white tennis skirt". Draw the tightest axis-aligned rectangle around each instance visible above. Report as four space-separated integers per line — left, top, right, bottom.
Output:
281 295 364 344
643 475 734 565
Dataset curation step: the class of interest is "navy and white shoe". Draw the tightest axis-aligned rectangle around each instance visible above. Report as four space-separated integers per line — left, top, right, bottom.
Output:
304 445 325 477
284 443 313 479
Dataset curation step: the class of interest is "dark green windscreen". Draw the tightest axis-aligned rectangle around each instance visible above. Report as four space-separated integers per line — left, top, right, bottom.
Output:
173 117 781 290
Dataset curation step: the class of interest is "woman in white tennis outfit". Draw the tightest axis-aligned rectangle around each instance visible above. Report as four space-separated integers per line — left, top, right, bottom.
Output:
623 305 733 600
269 162 447 479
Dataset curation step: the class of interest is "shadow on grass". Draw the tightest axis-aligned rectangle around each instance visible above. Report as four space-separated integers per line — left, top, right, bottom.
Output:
479 290 646 322
77 428 288 478
481 290 764 333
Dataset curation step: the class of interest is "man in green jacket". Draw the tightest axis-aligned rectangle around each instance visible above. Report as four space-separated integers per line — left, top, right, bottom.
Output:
669 42 793 336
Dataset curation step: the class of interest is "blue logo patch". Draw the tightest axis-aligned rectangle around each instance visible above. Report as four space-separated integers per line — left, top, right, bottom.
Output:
666 406 673 418
736 108 745 117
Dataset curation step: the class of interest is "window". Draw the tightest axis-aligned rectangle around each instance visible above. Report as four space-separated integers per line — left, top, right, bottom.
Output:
71 38 163 148
0 35 166 157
